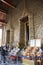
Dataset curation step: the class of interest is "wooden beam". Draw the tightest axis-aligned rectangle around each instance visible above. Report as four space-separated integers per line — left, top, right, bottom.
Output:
1 0 15 8
0 10 7 15
0 19 7 24
0 8 8 14
0 22 7 26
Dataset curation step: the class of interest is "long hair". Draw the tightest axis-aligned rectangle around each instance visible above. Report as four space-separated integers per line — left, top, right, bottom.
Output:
41 44 43 50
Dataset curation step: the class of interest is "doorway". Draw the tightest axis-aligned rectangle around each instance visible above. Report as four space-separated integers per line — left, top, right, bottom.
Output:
6 30 10 43
26 23 29 46
19 16 29 49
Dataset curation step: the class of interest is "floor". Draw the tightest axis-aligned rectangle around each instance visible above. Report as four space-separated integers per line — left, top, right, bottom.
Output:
0 55 22 65
0 62 22 65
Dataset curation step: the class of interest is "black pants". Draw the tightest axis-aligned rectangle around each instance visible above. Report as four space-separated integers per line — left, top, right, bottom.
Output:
2 55 6 63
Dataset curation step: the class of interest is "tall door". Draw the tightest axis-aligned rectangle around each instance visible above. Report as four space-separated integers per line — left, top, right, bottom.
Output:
19 21 25 49
6 30 10 43
19 16 29 49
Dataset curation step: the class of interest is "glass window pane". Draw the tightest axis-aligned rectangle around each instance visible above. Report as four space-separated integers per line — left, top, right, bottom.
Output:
30 39 35 47
36 39 41 47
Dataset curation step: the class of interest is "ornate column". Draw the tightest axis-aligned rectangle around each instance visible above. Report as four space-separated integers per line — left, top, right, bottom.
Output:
2 25 6 45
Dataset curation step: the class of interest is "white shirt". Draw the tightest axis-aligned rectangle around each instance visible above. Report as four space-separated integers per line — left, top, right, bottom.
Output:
39 48 43 53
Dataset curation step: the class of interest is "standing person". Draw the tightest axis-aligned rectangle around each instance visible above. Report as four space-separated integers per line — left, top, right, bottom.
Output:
41 44 43 65
1 46 6 63
41 52 43 65
39 45 43 54
39 44 43 65
5 44 9 56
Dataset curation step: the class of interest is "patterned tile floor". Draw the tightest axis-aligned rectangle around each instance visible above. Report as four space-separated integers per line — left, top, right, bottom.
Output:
0 60 22 65
0 55 22 65
0 62 22 65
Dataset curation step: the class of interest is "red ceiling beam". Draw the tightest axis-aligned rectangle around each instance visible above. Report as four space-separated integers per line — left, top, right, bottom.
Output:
0 10 6 15
0 19 7 24
1 0 15 8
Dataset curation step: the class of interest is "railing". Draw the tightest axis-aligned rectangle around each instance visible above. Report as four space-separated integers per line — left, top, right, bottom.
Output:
9 54 43 65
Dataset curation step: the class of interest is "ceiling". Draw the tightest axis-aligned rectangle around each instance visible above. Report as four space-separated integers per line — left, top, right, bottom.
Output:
3 0 21 7
0 0 21 14
0 0 21 24
0 0 43 24
0 1 9 14
0 0 43 14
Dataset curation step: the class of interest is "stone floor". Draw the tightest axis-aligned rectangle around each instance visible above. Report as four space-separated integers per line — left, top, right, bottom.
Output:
0 62 22 65
0 55 22 65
